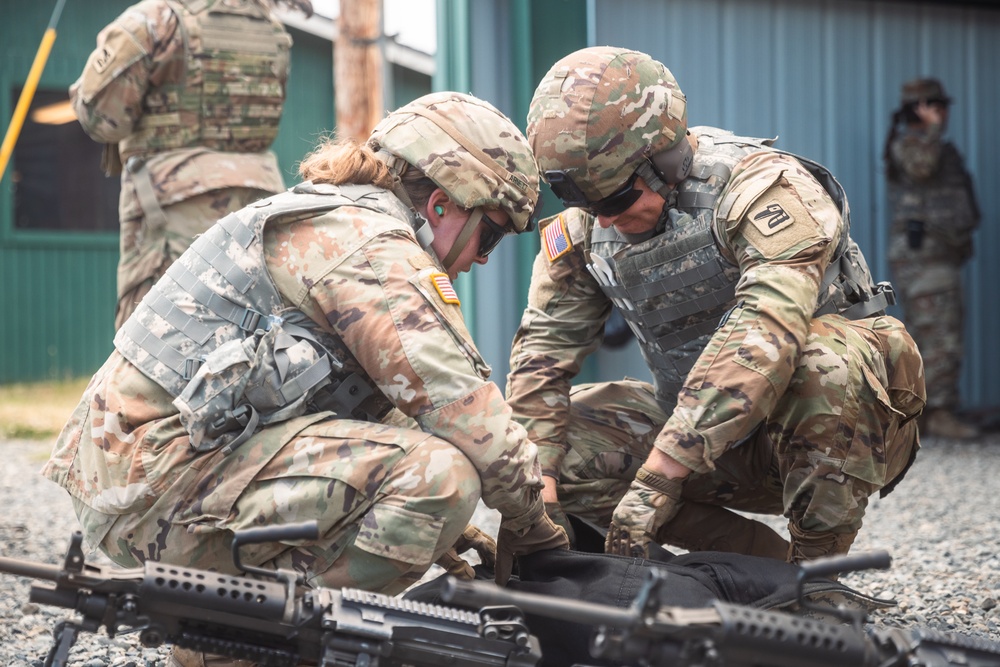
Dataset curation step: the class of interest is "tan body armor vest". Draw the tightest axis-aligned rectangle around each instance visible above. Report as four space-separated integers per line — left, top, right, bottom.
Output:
114 183 415 453
587 127 893 411
120 0 291 160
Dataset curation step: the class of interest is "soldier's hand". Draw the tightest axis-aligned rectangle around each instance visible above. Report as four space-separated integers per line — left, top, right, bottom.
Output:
495 512 570 586
435 524 497 580
605 466 684 559
544 501 576 549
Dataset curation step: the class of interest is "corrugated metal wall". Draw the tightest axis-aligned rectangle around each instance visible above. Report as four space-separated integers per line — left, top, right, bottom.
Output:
579 0 1000 411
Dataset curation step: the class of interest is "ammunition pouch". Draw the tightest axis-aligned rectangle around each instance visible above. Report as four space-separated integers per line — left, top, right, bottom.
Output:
174 320 338 454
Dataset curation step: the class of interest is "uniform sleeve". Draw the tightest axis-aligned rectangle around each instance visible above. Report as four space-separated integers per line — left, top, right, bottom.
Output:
889 124 945 182
267 210 544 529
505 210 611 477
70 1 179 143
653 152 842 473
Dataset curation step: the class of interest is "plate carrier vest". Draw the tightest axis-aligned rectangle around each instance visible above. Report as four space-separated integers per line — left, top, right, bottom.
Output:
119 0 291 160
114 183 413 453
587 127 895 411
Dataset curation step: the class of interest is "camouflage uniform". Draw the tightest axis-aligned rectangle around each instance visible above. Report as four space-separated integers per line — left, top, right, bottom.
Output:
510 47 926 561
886 79 979 423
70 0 291 329
44 93 550 597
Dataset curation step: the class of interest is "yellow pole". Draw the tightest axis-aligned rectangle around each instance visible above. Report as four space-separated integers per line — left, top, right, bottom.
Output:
0 0 69 182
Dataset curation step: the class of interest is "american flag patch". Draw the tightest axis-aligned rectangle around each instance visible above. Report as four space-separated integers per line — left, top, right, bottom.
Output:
431 272 460 305
542 215 572 262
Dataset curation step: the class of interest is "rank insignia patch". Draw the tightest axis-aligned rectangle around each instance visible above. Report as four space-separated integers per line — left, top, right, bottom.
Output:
431 272 460 305
542 215 572 262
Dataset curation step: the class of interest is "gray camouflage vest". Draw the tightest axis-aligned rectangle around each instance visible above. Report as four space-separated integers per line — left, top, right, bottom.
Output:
587 127 893 411
114 182 410 453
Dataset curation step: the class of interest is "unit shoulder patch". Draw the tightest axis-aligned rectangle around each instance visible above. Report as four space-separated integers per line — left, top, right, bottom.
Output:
541 214 573 263
749 200 794 236
741 186 820 260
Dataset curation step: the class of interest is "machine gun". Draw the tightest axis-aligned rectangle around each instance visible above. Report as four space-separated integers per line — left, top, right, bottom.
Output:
0 521 540 667
443 551 1000 667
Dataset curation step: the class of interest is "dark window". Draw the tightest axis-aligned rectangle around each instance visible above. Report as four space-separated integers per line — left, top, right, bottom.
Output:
12 87 120 232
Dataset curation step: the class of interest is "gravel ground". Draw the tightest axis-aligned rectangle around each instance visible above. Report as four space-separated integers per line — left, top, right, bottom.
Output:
2 432 999 666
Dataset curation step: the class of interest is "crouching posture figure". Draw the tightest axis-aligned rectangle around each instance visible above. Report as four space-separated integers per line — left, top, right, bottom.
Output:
45 92 568 666
507 47 925 563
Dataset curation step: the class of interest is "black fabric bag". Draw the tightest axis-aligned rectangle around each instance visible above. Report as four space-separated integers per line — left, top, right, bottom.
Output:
405 516 891 666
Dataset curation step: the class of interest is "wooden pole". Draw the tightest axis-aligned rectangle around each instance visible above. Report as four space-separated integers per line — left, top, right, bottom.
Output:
335 0 383 142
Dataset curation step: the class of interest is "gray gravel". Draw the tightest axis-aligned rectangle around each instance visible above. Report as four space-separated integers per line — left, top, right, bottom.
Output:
2 432 999 665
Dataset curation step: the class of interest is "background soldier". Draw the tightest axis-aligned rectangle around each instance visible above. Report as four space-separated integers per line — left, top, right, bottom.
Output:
43 92 568 667
507 46 925 563
884 78 980 440
71 0 313 329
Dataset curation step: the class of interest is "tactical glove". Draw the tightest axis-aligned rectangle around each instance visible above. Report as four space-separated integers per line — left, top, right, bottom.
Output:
495 512 570 586
434 524 498 580
544 501 576 549
605 466 684 559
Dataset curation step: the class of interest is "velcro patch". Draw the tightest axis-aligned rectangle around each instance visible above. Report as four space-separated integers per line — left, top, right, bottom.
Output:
93 46 114 74
749 200 794 236
430 272 460 305
742 187 820 260
541 214 572 262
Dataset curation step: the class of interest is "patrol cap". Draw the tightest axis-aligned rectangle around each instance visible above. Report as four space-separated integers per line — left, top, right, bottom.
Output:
527 46 689 205
368 92 540 232
901 78 952 106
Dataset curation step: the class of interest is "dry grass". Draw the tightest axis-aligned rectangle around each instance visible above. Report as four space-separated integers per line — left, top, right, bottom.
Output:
0 378 90 440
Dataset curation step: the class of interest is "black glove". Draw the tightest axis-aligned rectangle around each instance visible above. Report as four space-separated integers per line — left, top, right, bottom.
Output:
495 513 569 586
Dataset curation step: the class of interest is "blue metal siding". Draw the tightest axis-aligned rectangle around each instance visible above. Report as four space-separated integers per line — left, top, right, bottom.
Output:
583 0 1000 410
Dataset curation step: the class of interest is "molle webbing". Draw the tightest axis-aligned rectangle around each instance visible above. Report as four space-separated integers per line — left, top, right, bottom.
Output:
116 186 401 394
120 0 287 157
602 233 736 343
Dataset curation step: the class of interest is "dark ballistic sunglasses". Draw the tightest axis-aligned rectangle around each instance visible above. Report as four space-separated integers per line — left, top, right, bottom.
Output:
545 169 642 217
478 210 509 257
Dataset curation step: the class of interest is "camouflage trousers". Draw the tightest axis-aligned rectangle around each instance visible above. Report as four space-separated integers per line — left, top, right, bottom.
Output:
115 187 271 330
71 417 480 596
890 257 966 411
556 315 925 561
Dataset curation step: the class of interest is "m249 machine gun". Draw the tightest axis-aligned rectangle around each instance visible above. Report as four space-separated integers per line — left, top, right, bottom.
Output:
0 521 540 667
444 551 1000 667
4 520 1000 667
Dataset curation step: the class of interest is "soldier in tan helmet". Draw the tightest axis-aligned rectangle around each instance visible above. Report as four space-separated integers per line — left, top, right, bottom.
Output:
43 92 568 667
71 0 313 330
507 46 925 564
884 78 981 440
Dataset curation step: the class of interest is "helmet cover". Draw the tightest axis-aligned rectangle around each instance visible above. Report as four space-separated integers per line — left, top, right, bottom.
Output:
368 91 540 232
527 46 688 203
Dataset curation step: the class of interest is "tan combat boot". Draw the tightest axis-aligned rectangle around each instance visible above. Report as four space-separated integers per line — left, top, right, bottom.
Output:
167 647 258 667
787 525 857 566
923 409 980 440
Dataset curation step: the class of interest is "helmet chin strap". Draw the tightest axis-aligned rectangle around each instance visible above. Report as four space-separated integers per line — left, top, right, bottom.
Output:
374 148 445 263
440 208 484 270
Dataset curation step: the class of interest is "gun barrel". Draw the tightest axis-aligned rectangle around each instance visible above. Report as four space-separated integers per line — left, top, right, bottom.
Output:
442 578 637 627
0 556 62 582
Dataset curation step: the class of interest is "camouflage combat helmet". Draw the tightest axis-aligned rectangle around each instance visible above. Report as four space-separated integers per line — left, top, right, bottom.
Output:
901 78 952 107
368 91 540 232
527 46 692 211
